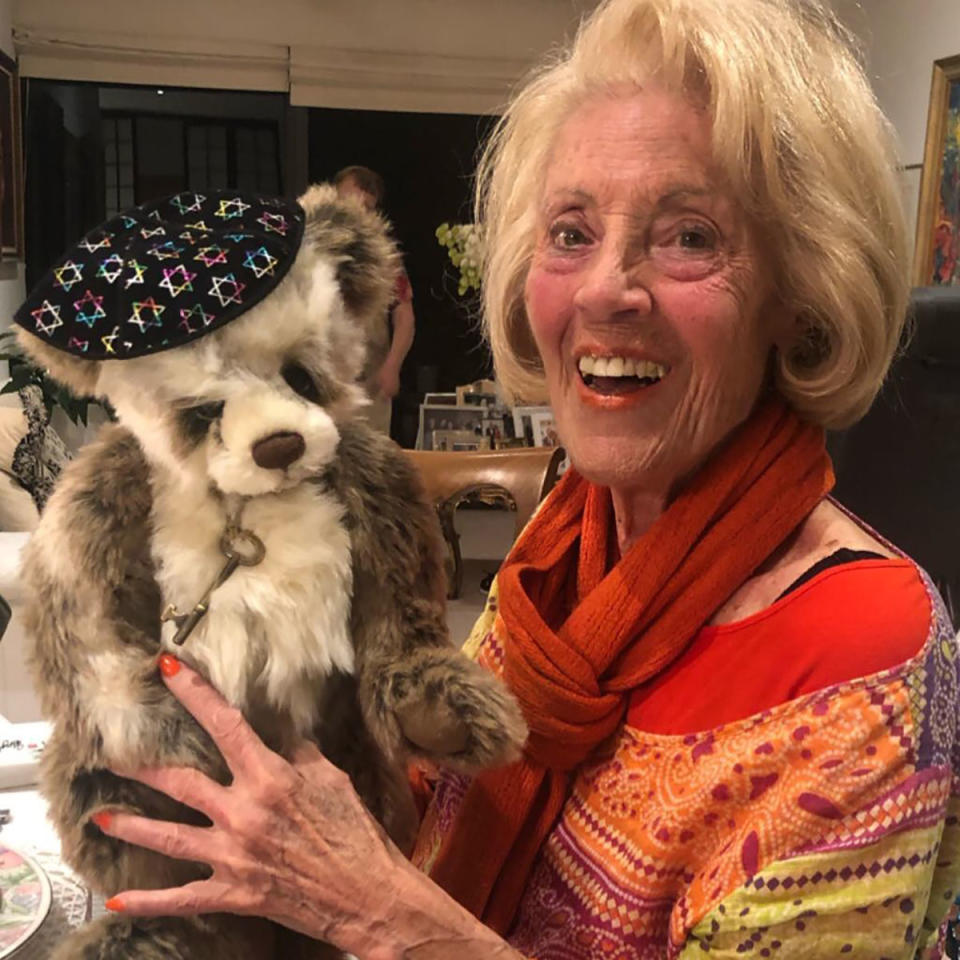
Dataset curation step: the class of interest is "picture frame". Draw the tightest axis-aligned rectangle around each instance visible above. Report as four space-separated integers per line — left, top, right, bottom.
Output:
424 392 458 406
432 429 481 452
0 51 24 260
529 410 561 449
914 53 960 286
416 404 484 450
511 405 552 446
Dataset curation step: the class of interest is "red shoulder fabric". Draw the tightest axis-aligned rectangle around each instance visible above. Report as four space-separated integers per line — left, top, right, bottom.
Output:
627 559 930 735
394 266 413 303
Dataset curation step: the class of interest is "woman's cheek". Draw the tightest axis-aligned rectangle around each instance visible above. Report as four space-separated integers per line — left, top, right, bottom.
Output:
524 263 576 351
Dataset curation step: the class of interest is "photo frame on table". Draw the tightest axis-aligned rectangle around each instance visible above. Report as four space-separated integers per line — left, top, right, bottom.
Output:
0 51 24 260
529 410 561 449
511 405 552 446
432 429 481 452
914 53 960 286
416 404 484 450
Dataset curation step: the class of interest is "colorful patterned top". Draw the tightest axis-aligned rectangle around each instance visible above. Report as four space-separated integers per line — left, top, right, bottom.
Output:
413 559 960 959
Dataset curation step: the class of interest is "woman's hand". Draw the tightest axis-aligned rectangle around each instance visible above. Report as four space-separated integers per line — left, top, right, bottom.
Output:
96 654 520 959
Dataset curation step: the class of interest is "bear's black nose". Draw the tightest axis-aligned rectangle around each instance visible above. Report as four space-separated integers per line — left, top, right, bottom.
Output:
251 431 306 470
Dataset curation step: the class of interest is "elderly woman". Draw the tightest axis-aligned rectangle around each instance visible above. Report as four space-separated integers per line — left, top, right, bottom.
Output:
95 0 959 956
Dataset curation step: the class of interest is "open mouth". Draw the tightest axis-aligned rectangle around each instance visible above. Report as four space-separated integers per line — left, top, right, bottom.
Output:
577 355 668 395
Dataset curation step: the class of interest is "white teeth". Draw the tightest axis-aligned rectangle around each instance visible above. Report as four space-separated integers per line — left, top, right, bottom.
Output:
577 354 667 380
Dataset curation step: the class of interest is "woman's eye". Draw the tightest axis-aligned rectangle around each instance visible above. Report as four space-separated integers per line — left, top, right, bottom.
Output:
663 223 718 255
678 228 714 250
548 223 590 249
282 363 324 405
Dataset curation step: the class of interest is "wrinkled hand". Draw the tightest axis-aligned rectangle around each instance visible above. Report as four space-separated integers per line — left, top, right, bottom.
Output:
374 362 401 400
97 655 407 951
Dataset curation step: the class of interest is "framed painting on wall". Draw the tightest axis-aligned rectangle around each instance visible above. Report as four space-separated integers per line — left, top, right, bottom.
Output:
914 54 960 286
0 51 23 260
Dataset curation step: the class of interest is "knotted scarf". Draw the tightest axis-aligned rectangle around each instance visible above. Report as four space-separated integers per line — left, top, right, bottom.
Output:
429 397 834 933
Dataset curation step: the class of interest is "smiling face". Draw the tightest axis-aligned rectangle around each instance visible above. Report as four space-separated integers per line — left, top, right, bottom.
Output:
524 88 784 497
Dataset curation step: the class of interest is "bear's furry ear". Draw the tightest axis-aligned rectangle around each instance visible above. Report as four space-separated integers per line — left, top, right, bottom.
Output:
16 328 102 397
298 183 399 325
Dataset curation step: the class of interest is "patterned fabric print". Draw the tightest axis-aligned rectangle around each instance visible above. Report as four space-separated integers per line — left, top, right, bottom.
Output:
414 578 960 959
11 384 70 512
14 191 305 360
681 821 945 958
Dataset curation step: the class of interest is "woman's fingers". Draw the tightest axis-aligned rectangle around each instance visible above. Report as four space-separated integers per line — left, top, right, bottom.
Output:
107 878 257 918
95 809 217 866
157 654 273 779
117 765 231 823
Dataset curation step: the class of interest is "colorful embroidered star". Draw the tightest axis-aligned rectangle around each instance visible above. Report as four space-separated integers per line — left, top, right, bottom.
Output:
215 197 251 220
101 326 120 355
30 300 63 336
195 245 228 268
67 337 89 352
128 297 166 332
171 192 206 215
242 246 278 279
124 260 148 289
256 212 288 235
96 253 125 284
185 219 212 233
209 273 246 307
178 230 200 244
78 232 112 253
147 209 162 221
224 232 252 242
53 260 84 292
140 226 166 239
73 289 106 327
121 216 138 229
159 265 197 298
148 241 185 261
179 303 216 334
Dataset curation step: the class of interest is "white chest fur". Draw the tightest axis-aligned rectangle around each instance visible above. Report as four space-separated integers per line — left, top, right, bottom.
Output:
150 477 354 734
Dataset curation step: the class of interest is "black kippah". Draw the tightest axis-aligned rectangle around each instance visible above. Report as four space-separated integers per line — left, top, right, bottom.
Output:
14 190 306 360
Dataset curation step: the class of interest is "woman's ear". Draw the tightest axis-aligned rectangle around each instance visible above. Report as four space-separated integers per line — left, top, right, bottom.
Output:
16 328 102 397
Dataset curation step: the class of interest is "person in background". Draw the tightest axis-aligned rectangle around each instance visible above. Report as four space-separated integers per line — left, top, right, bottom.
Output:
334 165 416 435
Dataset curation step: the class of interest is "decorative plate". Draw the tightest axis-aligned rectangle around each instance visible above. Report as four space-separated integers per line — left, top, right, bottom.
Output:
0 846 51 959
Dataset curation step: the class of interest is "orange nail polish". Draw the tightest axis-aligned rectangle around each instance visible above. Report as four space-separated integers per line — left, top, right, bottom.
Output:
158 653 181 677
91 810 113 832
105 896 125 912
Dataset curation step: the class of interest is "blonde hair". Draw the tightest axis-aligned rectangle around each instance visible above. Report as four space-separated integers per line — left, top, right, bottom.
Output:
477 0 909 429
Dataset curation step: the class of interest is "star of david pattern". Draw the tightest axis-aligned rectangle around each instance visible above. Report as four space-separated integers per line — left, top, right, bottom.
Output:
14 190 305 359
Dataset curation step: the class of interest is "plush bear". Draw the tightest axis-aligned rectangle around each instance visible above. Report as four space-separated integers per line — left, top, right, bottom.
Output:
13 185 526 959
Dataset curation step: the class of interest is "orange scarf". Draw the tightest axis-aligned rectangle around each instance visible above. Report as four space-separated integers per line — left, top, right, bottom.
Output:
429 398 834 934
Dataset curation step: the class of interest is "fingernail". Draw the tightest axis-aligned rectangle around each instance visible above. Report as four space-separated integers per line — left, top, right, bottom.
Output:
158 653 181 678
105 896 125 912
91 810 113 832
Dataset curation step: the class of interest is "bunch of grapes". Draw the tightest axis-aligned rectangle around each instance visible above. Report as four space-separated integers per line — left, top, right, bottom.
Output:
435 222 484 296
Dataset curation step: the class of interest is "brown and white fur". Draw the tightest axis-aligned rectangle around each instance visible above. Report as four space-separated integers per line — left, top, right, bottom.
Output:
17 184 527 960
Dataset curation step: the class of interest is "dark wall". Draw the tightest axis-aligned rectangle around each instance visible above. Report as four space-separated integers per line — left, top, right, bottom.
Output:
829 288 960 625
308 107 496 445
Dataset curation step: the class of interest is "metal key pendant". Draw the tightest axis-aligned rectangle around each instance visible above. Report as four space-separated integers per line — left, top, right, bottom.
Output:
161 528 266 647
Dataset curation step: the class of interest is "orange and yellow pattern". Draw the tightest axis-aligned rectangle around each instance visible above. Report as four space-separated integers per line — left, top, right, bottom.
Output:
413 575 960 959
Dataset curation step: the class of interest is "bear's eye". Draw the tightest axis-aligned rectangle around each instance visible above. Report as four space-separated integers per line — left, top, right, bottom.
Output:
282 362 326 405
178 401 225 446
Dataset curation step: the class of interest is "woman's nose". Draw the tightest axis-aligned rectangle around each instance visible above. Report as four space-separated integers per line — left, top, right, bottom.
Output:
572 245 653 321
